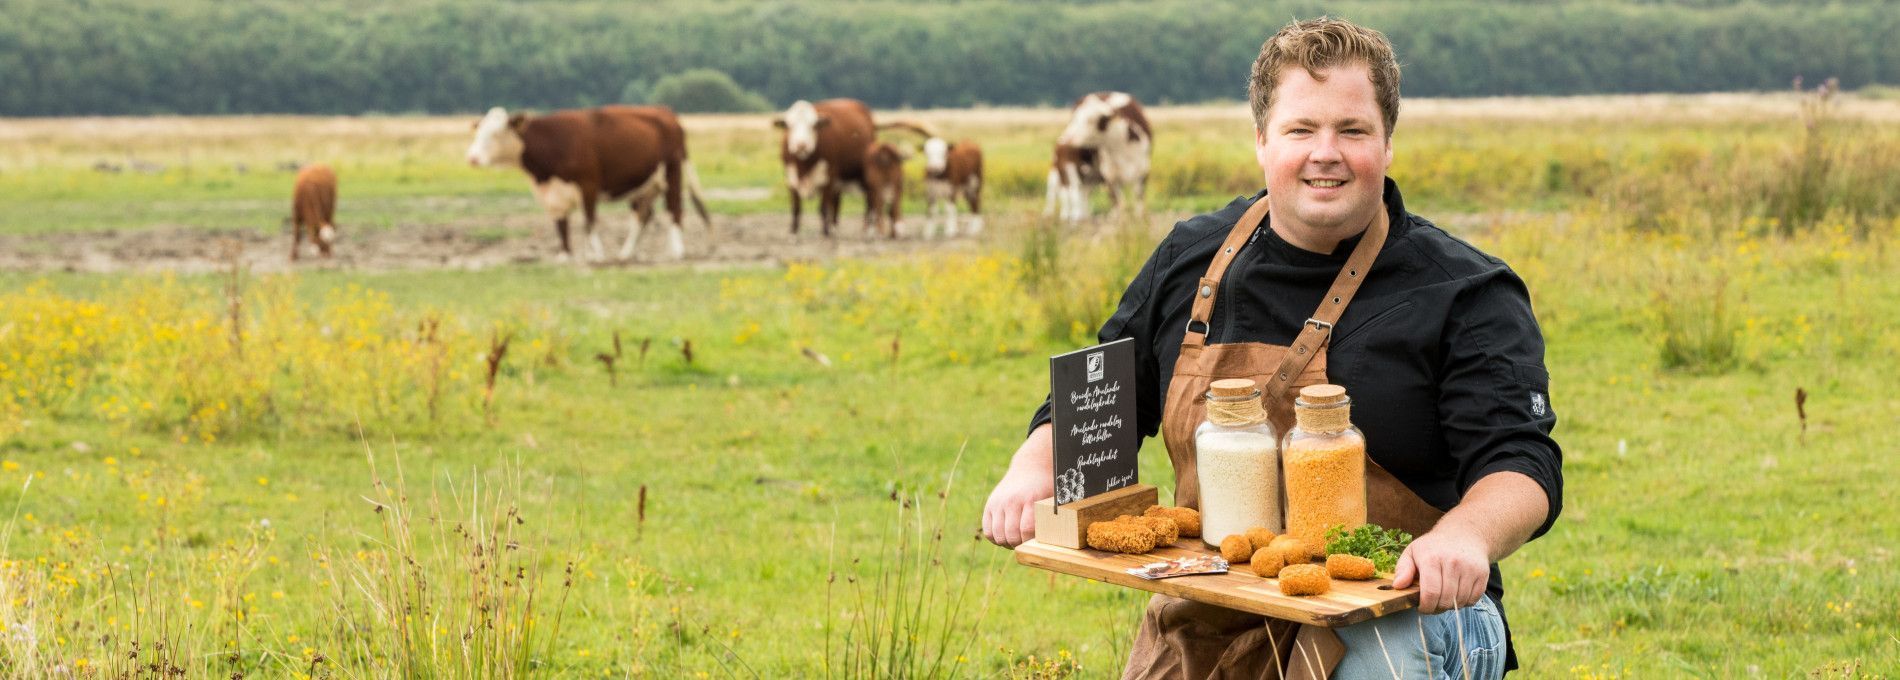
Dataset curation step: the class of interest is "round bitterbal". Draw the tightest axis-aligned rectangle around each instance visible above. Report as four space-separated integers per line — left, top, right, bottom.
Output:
1267 535 1320 563
1244 526 1277 549
1250 546 1286 577
1219 534 1255 564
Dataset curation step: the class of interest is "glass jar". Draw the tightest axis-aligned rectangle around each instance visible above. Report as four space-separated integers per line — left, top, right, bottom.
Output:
1195 378 1281 548
1282 384 1367 546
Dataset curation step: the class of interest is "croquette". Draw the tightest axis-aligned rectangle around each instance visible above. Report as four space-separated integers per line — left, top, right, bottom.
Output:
1128 515 1180 546
1249 546 1286 578
1244 527 1277 549
1267 535 1321 564
1144 505 1202 537
1086 518 1158 554
1219 534 1254 563
1325 554 1377 580
1278 564 1332 596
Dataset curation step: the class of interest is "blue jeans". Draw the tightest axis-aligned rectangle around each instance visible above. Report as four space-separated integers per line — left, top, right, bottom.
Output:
1332 595 1507 680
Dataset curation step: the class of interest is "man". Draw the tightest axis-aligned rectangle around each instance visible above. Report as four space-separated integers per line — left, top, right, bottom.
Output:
981 18 1562 679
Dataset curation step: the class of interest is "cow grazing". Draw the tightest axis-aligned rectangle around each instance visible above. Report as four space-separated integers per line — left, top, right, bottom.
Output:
290 163 338 261
922 137 983 238
1052 91 1152 222
1043 142 1101 223
466 105 711 261
861 142 910 239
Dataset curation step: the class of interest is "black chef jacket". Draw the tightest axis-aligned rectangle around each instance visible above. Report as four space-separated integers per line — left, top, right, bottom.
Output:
1029 178 1563 672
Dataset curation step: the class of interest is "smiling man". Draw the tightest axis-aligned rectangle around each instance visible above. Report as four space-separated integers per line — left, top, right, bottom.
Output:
982 17 1563 679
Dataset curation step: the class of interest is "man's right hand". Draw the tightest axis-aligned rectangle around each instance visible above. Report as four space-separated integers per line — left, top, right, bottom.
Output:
981 424 1055 548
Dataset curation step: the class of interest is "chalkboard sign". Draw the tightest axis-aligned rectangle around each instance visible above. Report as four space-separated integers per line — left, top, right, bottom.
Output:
1050 337 1140 509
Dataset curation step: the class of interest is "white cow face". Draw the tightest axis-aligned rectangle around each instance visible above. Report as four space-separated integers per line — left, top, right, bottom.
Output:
466 106 525 168
923 137 949 174
775 100 829 160
1057 92 1132 148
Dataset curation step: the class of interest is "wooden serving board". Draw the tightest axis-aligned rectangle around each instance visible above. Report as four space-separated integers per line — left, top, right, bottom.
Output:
1015 539 1417 628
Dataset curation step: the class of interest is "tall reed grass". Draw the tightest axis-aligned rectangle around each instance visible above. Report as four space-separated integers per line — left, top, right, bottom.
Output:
823 447 1000 679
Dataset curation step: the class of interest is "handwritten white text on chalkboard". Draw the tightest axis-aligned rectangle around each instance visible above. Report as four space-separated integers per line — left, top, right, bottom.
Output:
1069 382 1121 413
1069 415 1125 446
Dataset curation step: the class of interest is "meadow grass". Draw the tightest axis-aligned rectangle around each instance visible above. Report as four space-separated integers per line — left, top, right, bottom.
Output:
7 94 1900 236
3 96 1900 677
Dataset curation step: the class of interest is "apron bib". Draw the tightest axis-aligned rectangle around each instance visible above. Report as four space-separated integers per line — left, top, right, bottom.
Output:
1125 198 1446 680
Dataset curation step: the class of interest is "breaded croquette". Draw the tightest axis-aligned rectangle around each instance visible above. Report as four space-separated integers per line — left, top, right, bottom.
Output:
1244 527 1277 549
1128 515 1180 546
1144 505 1202 537
1219 534 1254 563
1086 518 1158 554
1249 546 1286 577
1267 535 1320 563
1278 564 1332 596
1325 554 1377 580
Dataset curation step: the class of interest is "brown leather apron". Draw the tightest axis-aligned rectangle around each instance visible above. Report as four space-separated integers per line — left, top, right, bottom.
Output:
1124 198 1448 680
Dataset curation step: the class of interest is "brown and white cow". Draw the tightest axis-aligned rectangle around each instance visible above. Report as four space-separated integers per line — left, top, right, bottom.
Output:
1052 91 1153 222
774 99 879 237
1043 142 1101 223
466 105 711 261
922 137 982 238
862 142 910 239
290 163 338 261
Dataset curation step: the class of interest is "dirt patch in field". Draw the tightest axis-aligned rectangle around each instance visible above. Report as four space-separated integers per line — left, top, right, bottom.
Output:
0 210 1187 274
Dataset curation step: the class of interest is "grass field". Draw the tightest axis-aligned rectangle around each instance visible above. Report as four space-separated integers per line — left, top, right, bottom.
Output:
6 92 1899 235
2 93 1899 678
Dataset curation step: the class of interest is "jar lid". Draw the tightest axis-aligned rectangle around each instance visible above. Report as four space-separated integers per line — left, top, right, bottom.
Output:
1296 384 1348 405
1208 378 1257 398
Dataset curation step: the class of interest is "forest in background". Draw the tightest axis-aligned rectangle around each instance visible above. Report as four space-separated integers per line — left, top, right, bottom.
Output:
2 0 1895 116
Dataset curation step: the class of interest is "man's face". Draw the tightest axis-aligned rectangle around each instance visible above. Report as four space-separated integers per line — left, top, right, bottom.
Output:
1254 62 1392 249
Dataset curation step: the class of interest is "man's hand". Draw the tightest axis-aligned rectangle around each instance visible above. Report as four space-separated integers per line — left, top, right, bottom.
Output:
981 424 1054 548
1392 471 1550 614
1391 525 1489 614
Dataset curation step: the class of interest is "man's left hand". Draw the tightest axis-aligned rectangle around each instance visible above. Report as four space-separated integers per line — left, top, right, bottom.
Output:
1391 524 1490 614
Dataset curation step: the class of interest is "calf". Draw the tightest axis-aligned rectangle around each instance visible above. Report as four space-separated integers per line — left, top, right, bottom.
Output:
1053 91 1152 221
922 137 983 238
861 142 909 239
290 163 338 261
466 105 711 261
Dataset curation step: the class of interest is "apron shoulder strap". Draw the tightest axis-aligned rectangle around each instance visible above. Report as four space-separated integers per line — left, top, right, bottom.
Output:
1185 197 1273 346
1264 206 1389 400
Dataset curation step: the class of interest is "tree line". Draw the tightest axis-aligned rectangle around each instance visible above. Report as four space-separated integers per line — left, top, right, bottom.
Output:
1 0 1893 116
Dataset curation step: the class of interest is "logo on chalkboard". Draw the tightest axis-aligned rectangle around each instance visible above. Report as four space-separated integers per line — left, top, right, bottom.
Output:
1086 351 1105 382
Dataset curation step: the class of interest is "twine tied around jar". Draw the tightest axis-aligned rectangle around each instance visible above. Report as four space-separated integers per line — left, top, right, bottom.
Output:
1294 384 1352 432
1205 378 1267 427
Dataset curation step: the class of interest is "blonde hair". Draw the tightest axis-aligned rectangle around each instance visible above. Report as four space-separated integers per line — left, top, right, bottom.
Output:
1248 17 1401 137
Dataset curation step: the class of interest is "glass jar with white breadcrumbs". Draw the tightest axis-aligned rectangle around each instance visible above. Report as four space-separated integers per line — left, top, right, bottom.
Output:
1195 378 1281 548
1282 384 1367 545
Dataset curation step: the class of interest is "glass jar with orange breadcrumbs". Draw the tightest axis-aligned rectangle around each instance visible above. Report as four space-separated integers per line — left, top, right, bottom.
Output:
1281 384 1367 545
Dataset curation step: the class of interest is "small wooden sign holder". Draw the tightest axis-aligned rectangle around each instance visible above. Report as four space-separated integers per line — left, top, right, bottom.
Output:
1032 483 1158 549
